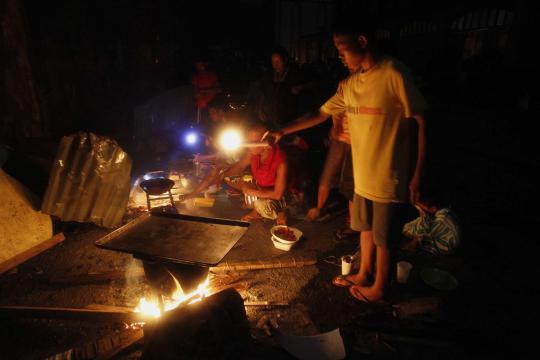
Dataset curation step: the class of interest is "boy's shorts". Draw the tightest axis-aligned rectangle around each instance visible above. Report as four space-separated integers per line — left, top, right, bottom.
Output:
350 194 405 247
254 198 286 220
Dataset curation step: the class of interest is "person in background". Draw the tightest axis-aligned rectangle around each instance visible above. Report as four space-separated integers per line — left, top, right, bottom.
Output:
400 182 460 255
305 60 359 241
192 57 220 123
179 96 244 201
223 122 289 225
265 18 428 303
257 47 309 128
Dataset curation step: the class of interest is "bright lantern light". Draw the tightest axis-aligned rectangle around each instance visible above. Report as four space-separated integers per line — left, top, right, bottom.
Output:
220 129 242 151
185 132 198 145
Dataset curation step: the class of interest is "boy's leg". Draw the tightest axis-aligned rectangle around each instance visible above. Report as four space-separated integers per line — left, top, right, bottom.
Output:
333 195 374 287
349 201 396 302
249 198 287 225
307 140 347 221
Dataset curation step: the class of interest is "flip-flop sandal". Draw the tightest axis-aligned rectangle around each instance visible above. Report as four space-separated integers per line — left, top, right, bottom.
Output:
348 286 389 306
348 285 373 303
332 275 357 288
334 228 359 241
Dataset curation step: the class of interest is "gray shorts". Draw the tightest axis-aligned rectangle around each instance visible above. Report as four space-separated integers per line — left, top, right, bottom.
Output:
350 194 404 248
319 140 349 188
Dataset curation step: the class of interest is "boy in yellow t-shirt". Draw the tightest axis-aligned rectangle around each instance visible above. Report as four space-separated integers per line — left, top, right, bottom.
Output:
265 19 428 303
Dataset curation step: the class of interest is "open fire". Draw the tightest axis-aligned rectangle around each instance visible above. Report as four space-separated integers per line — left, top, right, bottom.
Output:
135 275 210 320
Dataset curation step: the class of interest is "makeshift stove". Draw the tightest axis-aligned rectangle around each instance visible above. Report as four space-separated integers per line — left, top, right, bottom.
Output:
128 170 194 212
95 211 249 318
139 177 176 210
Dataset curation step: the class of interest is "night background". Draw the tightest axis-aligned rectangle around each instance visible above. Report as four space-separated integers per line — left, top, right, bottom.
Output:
1 0 538 358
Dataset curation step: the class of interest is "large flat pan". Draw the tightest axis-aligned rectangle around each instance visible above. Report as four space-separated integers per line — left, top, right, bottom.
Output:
94 212 249 266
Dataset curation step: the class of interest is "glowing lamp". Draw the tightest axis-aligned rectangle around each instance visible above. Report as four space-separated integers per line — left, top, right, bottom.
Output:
185 131 198 145
219 129 242 151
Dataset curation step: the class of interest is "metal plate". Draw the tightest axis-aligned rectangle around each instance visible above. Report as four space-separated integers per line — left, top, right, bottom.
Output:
95 212 249 266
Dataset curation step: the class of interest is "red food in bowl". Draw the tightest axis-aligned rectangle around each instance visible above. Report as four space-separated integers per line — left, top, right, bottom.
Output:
274 227 296 242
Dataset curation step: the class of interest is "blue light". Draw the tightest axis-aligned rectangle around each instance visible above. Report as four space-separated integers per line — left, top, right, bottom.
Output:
185 131 198 145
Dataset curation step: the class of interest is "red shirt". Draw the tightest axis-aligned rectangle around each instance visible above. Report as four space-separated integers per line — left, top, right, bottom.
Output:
250 144 286 188
192 72 219 108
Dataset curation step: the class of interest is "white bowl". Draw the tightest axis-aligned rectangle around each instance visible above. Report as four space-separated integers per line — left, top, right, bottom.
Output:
270 225 302 244
271 236 294 251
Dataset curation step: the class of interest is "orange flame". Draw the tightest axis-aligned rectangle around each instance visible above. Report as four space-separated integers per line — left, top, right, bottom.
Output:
134 275 210 318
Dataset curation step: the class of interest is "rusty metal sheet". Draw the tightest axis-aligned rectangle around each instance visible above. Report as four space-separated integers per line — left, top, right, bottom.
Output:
94 212 249 266
41 132 132 228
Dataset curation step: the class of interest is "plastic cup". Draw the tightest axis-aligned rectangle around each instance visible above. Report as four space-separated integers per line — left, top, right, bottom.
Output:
341 255 353 275
396 261 413 284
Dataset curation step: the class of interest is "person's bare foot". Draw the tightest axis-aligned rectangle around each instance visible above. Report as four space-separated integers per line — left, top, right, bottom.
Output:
332 275 364 287
332 274 370 287
348 285 384 303
305 208 321 221
241 209 262 222
276 211 287 225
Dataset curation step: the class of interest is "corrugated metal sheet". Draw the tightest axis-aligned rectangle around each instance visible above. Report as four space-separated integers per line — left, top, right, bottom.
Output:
41 132 132 228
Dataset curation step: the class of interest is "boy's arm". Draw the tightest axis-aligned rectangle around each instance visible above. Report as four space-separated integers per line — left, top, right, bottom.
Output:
410 113 426 205
180 166 222 200
264 110 330 143
223 152 250 178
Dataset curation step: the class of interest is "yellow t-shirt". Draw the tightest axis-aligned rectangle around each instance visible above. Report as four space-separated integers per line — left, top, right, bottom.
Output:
321 57 427 203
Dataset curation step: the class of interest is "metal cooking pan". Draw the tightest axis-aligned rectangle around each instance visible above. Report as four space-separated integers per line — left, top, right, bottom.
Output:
140 178 175 195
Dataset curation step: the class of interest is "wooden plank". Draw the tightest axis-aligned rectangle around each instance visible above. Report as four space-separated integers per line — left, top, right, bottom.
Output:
95 330 144 360
211 254 317 272
244 301 289 306
0 305 142 322
0 233 65 275
45 267 145 286
392 297 442 318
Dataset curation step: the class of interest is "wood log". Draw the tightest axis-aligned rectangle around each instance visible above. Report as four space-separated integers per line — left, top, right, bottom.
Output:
142 288 250 360
244 301 289 306
44 329 143 360
45 267 145 286
392 297 442 318
95 330 144 360
0 233 65 275
0 305 142 322
211 254 317 272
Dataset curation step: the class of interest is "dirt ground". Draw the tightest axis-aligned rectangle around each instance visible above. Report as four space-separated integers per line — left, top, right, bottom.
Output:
0 186 532 359
1 106 537 359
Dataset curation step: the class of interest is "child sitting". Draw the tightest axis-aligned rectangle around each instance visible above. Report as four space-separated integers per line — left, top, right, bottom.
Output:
400 184 461 255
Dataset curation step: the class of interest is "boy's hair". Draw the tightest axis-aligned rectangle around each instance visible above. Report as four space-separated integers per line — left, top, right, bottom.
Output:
271 46 289 60
420 181 449 209
207 94 229 112
331 15 377 40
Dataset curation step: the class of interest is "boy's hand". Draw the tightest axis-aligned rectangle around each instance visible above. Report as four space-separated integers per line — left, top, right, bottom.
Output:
240 181 257 195
262 130 284 144
178 193 195 202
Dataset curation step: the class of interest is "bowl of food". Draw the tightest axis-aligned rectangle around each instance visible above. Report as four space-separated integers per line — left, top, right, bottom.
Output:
270 226 302 250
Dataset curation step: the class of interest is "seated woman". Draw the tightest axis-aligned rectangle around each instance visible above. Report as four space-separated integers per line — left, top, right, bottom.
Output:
223 122 288 225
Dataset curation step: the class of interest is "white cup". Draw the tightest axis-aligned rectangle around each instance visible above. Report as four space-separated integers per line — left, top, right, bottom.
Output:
341 255 353 275
396 261 413 284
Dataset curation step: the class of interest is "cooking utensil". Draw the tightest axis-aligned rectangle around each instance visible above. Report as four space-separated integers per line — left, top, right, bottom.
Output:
140 178 175 196
95 212 249 267
420 267 458 290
